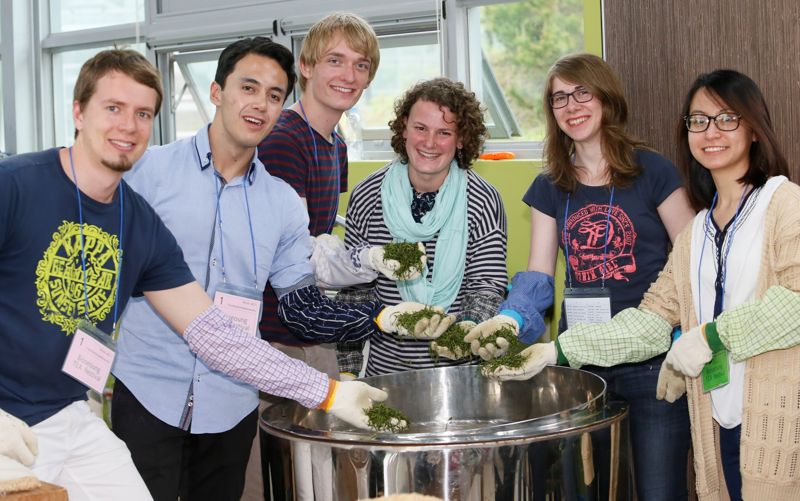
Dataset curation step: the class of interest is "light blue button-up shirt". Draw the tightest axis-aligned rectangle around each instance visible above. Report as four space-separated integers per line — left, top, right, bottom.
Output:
113 125 315 433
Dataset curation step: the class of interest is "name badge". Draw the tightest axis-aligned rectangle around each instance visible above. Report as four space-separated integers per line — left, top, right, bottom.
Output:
62 319 116 393
702 349 730 392
213 283 263 337
564 287 612 327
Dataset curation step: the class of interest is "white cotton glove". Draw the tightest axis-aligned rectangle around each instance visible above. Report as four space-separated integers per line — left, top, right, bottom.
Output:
482 341 557 381
366 243 427 281
310 234 379 288
376 303 456 339
665 324 713 377
324 381 388 429
656 360 686 403
0 455 41 495
430 320 476 360
0 410 38 466
464 314 520 361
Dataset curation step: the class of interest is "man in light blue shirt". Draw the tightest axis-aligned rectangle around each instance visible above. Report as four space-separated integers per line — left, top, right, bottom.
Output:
109 38 440 501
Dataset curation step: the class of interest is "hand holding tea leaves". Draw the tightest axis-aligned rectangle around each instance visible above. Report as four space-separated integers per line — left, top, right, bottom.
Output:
368 242 426 281
377 303 455 339
430 321 475 360
482 341 557 381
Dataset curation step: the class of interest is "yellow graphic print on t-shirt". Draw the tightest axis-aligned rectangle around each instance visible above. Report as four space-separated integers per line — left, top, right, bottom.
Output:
35 221 120 335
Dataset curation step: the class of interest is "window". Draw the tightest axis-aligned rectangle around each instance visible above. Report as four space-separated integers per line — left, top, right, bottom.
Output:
52 43 146 146
466 0 584 148
6 1 595 156
50 0 144 33
338 32 442 160
170 50 220 140
353 33 441 136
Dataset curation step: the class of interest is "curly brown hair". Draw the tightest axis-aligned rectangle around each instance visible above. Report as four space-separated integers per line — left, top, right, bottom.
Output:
389 78 486 169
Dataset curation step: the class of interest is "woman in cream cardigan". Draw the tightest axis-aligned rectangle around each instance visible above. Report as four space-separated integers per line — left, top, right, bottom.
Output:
488 70 800 500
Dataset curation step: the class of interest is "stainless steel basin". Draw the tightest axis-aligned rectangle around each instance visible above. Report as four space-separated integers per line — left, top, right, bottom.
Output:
261 365 631 500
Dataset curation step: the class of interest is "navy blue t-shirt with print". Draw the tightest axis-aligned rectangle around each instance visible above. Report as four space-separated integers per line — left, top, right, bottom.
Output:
0 148 194 425
524 150 682 330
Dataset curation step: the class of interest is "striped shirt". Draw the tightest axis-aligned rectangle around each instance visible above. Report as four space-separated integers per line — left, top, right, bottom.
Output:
345 165 509 376
257 109 348 344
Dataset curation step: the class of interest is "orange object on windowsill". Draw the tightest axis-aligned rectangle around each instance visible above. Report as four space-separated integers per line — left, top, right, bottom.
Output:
479 152 516 160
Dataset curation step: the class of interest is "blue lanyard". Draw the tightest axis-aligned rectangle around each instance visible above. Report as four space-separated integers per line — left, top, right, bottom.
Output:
67 147 124 332
696 187 749 322
212 165 259 289
297 100 341 205
563 186 615 289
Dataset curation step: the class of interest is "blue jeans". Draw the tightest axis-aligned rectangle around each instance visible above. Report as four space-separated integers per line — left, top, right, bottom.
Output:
587 355 691 501
719 425 742 501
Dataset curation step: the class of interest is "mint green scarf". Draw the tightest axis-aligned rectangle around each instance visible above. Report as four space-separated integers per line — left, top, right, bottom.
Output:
380 158 468 311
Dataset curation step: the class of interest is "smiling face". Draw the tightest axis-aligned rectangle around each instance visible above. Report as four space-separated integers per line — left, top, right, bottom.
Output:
687 87 754 179
550 76 604 147
210 53 288 153
73 71 157 173
299 35 371 116
402 99 461 191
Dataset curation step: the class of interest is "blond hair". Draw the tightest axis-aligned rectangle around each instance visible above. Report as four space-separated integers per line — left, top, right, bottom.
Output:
298 12 380 90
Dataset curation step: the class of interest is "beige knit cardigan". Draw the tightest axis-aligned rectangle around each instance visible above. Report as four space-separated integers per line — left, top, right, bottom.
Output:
640 180 800 501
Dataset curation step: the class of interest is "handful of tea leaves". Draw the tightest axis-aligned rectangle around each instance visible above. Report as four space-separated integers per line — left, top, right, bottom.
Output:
382 242 425 280
479 326 527 373
366 403 409 433
429 322 473 360
394 307 441 336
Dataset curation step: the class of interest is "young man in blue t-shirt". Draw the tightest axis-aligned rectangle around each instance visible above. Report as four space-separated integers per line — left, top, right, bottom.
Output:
0 48 421 501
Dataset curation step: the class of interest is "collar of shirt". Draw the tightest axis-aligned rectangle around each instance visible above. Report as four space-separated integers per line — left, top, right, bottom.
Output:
193 124 258 186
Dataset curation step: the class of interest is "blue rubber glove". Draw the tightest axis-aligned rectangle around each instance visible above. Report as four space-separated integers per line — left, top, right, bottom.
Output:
498 271 554 344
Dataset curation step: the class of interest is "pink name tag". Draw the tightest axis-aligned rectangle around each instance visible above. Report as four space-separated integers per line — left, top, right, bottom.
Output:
214 285 263 337
62 321 116 393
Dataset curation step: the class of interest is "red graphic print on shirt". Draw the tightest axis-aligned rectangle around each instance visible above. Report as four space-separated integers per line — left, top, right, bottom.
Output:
564 203 637 283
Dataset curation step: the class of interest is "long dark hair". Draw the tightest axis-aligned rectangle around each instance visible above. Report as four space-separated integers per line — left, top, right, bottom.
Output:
677 69 788 211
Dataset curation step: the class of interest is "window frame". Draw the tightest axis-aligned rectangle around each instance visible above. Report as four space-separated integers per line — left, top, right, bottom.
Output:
2 0 598 159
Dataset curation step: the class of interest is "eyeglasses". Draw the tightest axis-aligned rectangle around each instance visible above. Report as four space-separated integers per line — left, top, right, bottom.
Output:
549 88 593 109
684 113 742 133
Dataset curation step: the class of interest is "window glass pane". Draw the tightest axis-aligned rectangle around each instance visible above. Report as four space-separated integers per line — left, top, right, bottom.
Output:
50 0 144 33
53 44 147 147
476 0 583 141
173 57 218 140
340 34 440 159
354 40 441 132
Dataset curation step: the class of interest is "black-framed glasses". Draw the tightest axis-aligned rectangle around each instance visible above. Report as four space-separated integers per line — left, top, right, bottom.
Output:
549 88 593 109
684 113 742 133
